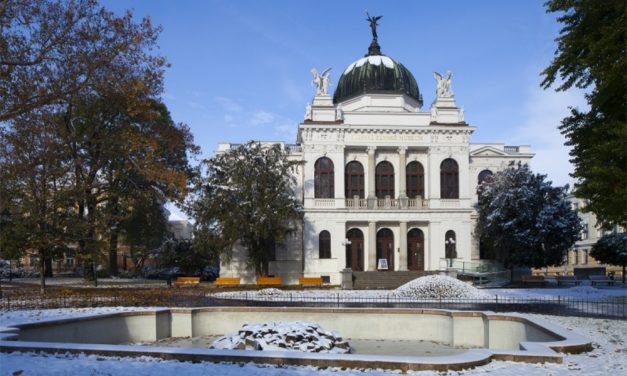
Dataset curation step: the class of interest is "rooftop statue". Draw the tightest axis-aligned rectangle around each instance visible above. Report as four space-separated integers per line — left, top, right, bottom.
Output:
311 67 332 96
434 70 453 98
366 12 382 42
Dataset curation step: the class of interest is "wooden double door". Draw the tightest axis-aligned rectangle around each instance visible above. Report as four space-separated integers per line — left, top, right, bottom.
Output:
407 228 425 271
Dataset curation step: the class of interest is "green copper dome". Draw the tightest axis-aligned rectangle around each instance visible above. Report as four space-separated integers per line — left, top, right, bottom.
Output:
333 54 423 106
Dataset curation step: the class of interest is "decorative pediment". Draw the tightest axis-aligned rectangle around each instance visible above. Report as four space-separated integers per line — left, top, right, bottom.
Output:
470 146 509 157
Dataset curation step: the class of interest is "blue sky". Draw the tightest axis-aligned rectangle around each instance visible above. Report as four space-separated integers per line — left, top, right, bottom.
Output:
101 0 585 218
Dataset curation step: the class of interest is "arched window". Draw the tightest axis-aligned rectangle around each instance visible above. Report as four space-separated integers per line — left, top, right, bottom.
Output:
345 161 365 199
440 158 459 199
478 169 493 185
406 161 424 198
314 157 334 198
375 161 395 198
445 230 457 266
319 230 331 259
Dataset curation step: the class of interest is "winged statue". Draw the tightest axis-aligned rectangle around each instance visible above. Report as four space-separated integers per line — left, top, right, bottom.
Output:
311 67 332 96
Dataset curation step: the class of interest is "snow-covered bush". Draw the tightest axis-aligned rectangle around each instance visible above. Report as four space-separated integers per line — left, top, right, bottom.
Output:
394 275 490 299
211 321 350 354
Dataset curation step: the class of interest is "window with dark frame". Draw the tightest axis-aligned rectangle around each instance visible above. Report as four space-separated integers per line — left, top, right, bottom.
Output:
345 161 365 199
319 230 331 259
406 161 424 198
314 157 334 198
440 158 459 199
375 161 395 198
478 169 493 185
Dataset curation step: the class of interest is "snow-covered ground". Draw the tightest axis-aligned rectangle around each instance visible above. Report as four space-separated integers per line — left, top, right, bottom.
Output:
0 307 625 375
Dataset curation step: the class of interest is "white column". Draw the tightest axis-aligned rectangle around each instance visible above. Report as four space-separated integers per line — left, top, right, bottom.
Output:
399 221 408 271
368 221 377 271
367 146 377 208
398 146 407 199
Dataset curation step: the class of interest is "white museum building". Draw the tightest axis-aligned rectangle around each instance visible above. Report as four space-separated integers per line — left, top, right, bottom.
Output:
218 24 533 286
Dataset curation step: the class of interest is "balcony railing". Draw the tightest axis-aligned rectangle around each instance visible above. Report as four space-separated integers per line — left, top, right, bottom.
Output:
345 198 368 209
313 199 335 208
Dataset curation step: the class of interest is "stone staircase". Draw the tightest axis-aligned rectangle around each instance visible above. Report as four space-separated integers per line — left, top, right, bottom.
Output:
352 271 436 290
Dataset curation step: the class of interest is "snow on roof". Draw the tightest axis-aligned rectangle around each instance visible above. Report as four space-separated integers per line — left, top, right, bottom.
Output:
344 55 395 74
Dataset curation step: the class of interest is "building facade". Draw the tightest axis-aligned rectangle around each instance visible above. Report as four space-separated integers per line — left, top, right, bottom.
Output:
220 32 533 285
533 195 624 278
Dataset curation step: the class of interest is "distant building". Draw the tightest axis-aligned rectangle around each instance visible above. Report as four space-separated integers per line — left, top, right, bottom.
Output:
534 195 624 278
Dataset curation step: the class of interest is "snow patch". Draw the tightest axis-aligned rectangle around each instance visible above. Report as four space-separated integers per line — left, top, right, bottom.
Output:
210 321 350 354
343 56 396 74
394 275 491 299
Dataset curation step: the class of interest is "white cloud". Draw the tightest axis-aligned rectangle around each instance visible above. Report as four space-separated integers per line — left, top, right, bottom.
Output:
215 96 244 113
250 110 275 125
513 85 587 187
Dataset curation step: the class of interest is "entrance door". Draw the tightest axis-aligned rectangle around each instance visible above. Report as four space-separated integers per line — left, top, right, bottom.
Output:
376 228 394 271
345 229 364 271
407 228 424 271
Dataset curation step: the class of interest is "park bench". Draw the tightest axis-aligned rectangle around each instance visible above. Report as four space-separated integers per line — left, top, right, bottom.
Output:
556 275 581 286
299 276 323 287
256 276 282 286
174 276 201 287
215 277 241 287
521 275 546 287
589 275 615 286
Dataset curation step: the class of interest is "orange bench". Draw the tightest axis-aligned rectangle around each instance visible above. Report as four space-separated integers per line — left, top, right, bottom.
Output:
256 276 282 286
215 277 241 287
299 276 323 287
175 276 201 287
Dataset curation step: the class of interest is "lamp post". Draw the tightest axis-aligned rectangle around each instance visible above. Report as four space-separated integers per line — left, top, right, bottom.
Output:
0 208 11 299
445 237 456 268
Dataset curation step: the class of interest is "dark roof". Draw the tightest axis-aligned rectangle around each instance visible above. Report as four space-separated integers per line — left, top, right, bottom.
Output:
333 54 423 106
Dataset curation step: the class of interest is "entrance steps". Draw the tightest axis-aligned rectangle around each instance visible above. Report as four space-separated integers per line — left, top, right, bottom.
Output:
352 271 436 290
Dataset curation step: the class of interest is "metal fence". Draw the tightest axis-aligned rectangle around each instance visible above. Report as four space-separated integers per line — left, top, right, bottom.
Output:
1 292 625 319
211 294 627 319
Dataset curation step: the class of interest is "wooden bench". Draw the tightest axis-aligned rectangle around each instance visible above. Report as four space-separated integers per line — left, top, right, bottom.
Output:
256 276 282 286
522 275 546 287
174 276 201 287
299 276 323 287
589 275 615 286
215 277 241 287
556 275 581 286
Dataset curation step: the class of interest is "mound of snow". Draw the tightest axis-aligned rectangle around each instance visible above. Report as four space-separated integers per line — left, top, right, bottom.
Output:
257 288 284 296
566 286 607 296
210 321 350 354
394 275 490 299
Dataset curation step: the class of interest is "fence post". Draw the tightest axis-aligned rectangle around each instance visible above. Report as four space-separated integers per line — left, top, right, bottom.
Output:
495 295 498 304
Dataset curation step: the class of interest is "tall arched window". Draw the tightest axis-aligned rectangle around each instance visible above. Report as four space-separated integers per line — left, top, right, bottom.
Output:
314 157 334 198
345 161 364 199
406 161 424 198
440 158 459 199
319 230 331 259
375 161 395 198
444 230 457 266
478 169 493 185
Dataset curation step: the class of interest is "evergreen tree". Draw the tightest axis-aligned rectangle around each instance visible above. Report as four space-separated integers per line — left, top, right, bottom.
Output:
476 163 581 273
542 0 626 229
590 232 627 284
187 141 302 276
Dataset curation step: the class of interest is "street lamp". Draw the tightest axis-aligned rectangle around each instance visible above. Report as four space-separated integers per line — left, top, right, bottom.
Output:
0 208 11 299
445 237 456 268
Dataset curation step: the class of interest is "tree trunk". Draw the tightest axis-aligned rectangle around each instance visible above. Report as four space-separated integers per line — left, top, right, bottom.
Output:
39 249 46 295
109 229 119 276
623 264 625 284
44 257 53 278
